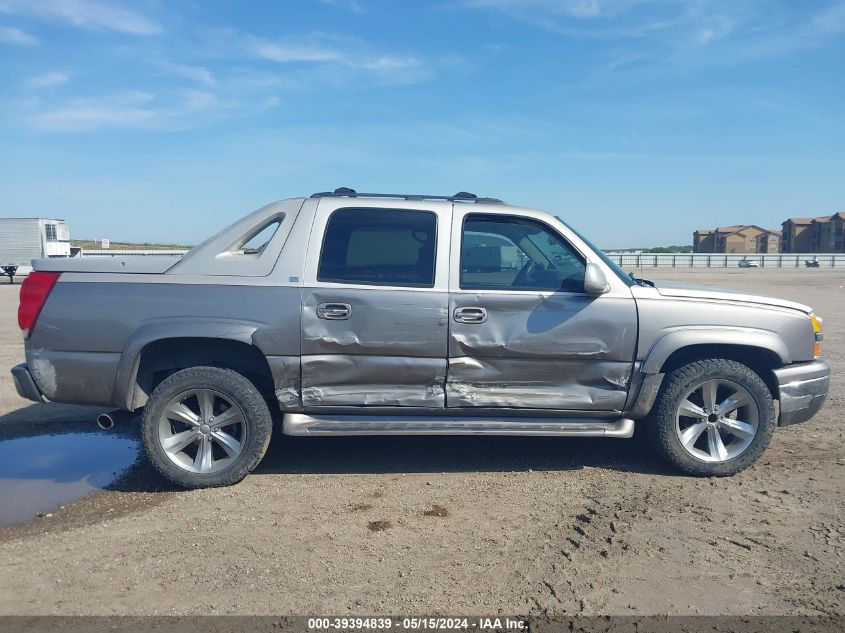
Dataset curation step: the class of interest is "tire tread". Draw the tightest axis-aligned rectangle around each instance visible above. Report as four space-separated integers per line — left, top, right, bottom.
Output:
647 358 775 477
141 366 273 489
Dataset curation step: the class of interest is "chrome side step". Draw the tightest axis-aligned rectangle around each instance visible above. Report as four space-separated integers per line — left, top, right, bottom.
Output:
282 413 635 438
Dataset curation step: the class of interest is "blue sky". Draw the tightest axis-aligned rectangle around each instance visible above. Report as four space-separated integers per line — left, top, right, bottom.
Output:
0 0 843 248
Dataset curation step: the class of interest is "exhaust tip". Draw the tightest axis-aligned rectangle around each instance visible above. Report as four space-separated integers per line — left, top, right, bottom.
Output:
96 413 115 430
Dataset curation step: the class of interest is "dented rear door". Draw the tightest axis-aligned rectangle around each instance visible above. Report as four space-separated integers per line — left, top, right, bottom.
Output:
299 199 451 408
446 207 637 411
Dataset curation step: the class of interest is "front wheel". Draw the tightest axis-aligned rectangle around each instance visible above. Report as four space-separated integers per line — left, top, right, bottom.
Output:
141 366 273 488
647 359 776 476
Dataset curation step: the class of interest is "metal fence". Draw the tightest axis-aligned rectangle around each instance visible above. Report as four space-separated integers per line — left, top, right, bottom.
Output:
606 253 845 268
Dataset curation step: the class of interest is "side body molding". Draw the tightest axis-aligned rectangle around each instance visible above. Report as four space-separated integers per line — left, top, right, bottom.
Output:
114 321 261 410
640 327 791 375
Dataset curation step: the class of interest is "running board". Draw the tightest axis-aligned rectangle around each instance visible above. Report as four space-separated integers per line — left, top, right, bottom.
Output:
282 414 635 438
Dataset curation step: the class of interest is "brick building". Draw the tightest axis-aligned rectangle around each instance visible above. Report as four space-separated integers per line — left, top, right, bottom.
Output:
693 225 781 253
781 218 814 252
781 212 845 253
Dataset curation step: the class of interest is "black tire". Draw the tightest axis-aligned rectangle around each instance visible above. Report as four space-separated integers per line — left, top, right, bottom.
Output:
647 359 776 477
141 366 273 489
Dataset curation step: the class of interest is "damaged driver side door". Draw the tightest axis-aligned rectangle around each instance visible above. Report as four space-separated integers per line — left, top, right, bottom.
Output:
447 210 637 412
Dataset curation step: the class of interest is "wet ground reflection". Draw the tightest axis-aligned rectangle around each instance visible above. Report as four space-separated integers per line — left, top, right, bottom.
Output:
0 433 138 527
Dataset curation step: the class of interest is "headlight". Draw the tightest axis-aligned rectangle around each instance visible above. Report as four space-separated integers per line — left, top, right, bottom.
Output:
810 313 823 358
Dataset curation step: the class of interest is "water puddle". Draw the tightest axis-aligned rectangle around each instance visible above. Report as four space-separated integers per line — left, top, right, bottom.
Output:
0 433 138 527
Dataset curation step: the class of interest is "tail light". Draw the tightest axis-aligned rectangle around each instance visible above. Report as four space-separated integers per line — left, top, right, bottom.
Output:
18 271 61 338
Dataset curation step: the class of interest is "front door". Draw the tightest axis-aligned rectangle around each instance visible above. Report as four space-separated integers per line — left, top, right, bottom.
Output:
300 200 451 408
447 209 637 411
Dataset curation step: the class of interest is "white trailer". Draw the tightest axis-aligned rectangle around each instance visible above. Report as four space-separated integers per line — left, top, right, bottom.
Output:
0 218 71 283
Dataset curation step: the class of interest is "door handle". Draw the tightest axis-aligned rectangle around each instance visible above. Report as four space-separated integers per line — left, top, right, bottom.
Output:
317 303 351 320
454 307 487 324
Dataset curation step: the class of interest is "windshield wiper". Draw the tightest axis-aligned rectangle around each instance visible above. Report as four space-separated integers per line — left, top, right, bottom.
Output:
629 272 655 288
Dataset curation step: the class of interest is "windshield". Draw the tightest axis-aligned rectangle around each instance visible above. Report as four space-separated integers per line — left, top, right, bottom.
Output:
555 217 634 286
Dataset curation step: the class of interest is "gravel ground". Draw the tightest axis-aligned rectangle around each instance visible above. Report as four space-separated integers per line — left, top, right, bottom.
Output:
0 269 842 616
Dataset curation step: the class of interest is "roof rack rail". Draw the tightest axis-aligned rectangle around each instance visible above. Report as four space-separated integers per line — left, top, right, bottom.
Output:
310 187 503 204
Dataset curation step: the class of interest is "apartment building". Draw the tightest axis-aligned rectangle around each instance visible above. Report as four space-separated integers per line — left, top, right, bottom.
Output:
693 225 781 253
781 212 845 253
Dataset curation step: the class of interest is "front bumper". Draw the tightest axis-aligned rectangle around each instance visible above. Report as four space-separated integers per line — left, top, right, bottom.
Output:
774 360 830 426
11 363 46 403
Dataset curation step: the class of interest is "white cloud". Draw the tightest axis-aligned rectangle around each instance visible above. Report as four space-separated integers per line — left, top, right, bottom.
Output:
178 89 218 112
28 71 70 88
463 0 845 69
27 87 262 133
0 24 38 45
32 91 158 132
246 34 435 85
248 37 343 64
0 0 161 35
806 0 845 36
159 61 216 86
319 0 365 14
462 0 647 20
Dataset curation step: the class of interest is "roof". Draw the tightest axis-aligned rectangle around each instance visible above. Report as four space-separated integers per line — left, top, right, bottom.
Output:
809 212 845 222
695 229 712 234
0 217 66 222
784 217 813 225
717 224 767 236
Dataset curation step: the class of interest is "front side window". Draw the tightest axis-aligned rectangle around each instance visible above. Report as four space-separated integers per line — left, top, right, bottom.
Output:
318 208 437 287
461 214 586 292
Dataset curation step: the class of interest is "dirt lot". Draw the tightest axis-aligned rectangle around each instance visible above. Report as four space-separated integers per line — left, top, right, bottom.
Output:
0 269 842 616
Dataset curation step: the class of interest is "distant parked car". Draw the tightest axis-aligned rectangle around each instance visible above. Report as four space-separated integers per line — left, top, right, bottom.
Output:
738 258 759 268
11 188 830 488
805 259 820 268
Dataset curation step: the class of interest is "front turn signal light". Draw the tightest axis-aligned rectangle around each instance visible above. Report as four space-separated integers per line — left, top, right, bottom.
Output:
810 313 823 358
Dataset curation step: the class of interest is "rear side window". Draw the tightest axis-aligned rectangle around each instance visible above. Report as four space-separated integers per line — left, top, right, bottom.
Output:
318 208 437 287
238 218 280 254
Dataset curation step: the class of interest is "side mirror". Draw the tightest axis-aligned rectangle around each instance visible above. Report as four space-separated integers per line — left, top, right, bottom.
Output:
584 262 610 295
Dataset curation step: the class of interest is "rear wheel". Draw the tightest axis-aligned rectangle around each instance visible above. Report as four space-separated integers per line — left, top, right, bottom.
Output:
141 366 272 488
648 359 775 476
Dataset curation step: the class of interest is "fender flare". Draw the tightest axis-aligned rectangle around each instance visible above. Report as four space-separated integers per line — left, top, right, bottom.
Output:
113 320 262 410
640 327 790 375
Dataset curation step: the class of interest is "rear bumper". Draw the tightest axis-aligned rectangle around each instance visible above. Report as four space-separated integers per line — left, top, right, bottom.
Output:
774 360 830 426
11 363 47 403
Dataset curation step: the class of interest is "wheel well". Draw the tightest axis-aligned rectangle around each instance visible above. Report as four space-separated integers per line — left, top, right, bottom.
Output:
659 344 780 398
130 338 278 413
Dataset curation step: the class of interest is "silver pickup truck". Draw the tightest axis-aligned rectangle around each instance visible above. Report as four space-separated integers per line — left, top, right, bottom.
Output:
11 189 830 488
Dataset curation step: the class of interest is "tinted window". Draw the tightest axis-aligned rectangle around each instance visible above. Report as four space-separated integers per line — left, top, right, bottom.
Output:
318 208 437 287
461 214 586 292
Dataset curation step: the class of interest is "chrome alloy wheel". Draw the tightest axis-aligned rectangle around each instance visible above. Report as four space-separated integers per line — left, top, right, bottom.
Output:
674 379 759 463
157 389 247 474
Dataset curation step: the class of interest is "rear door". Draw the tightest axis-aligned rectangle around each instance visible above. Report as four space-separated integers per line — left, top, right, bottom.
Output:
447 206 637 411
300 199 451 408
